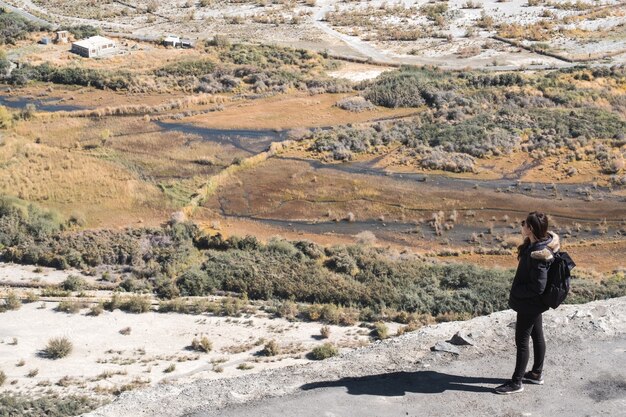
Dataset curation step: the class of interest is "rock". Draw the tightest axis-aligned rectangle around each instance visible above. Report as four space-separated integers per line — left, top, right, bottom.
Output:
449 331 476 346
431 341 460 355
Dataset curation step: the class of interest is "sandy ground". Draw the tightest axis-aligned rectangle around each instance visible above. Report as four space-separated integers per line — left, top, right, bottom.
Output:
0 262 399 402
84 296 626 417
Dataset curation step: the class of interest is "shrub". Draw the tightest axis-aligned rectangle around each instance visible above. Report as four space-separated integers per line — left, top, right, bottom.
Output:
61 275 87 291
176 267 214 296
163 364 176 373
308 343 338 360
55 300 85 314
0 393 101 416
119 295 152 313
1 291 21 312
371 322 389 340
0 105 12 128
335 96 375 112
0 370 5 386
260 340 280 356
119 327 131 335
191 336 213 352
61 24 100 39
42 337 73 359
320 325 331 339
88 303 104 316
0 9 49 45
237 362 253 370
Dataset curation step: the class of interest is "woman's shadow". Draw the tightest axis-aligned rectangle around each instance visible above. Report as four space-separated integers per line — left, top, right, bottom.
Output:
301 371 506 396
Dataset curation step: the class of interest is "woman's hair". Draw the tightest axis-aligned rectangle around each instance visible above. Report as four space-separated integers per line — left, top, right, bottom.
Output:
517 211 550 259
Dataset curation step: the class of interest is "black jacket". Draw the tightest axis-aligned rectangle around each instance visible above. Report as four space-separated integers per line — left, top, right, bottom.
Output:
508 231 560 315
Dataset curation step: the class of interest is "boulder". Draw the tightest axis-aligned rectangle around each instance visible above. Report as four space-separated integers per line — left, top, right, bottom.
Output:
431 341 460 355
449 331 476 346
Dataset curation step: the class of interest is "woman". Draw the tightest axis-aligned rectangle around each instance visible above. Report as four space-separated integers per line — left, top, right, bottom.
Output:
495 211 560 395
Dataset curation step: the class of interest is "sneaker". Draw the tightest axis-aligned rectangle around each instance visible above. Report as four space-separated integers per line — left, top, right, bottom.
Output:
494 381 524 395
523 371 544 385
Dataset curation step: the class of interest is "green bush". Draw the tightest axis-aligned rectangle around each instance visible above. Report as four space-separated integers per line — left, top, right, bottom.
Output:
42 337 72 359
308 343 338 360
155 59 216 77
0 393 101 417
119 295 152 314
176 267 215 296
61 24 100 39
61 275 86 291
0 9 49 45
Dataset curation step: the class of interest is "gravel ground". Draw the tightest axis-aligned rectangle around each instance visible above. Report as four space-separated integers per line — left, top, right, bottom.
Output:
83 297 626 417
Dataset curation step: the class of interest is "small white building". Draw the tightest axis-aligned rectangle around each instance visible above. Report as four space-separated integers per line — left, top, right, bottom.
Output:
163 35 181 47
71 36 118 58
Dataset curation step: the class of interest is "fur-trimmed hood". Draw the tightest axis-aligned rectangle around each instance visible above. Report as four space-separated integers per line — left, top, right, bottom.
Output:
530 231 560 261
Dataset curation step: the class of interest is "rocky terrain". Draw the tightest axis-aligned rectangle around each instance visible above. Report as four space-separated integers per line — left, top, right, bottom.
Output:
84 296 626 417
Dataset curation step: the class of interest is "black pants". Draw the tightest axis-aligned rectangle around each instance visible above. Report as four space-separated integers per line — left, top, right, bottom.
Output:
512 312 545 384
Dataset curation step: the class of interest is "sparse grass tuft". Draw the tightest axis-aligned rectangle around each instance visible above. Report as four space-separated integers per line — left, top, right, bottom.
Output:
42 337 73 359
163 364 176 373
237 362 253 370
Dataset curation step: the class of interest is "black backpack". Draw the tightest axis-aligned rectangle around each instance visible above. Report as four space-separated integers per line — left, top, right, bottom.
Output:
541 249 576 309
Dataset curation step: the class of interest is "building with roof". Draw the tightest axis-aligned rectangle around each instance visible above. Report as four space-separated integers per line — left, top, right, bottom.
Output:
163 35 181 47
71 36 118 58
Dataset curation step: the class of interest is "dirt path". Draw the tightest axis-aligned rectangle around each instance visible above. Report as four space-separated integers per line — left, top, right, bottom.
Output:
83 297 626 417
195 337 626 417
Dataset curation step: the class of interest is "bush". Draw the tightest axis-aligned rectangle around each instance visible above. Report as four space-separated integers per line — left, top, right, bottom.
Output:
0 291 21 312
0 9 49 45
61 24 100 39
335 96 375 112
0 370 5 386
88 303 104 316
308 343 338 360
55 300 85 314
42 337 72 359
0 393 100 417
371 322 389 340
191 336 212 352
61 275 86 291
176 267 214 296
320 325 331 339
260 340 280 356
119 295 152 313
